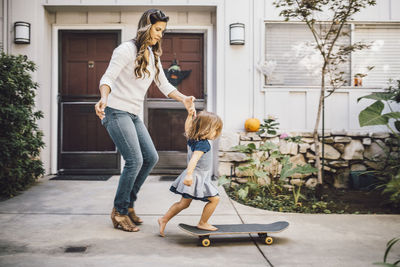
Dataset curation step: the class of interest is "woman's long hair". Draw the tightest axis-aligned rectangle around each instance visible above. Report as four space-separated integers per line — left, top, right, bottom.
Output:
187 111 223 140
133 9 169 83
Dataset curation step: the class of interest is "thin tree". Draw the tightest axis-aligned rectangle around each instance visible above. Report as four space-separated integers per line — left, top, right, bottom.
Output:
272 0 376 185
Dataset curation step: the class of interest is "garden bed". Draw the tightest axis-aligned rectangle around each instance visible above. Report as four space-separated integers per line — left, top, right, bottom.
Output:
224 183 400 214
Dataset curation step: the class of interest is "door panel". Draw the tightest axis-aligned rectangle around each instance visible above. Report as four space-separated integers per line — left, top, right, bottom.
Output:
59 31 120 174
146 33 205 174
62 104 114 152
147 33 204 99
148 109 188 151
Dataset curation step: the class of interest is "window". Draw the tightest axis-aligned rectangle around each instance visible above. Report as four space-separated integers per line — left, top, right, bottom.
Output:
264 23 350 86
353 25 400 87
264 23 400 88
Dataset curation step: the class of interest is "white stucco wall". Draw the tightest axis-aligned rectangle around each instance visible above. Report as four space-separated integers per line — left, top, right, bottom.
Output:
5 0 53 174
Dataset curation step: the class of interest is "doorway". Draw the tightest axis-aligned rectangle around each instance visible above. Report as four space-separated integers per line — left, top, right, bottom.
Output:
58 31 121 174
146 33 205 174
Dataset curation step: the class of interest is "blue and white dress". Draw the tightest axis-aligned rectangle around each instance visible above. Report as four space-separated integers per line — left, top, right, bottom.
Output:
170 139 219 202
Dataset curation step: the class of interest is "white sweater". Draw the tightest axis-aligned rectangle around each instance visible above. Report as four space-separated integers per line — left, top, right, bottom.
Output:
99 41 176 115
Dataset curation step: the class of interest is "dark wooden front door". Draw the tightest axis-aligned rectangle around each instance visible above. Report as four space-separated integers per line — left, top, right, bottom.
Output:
59 31 121 174
146 33 205 174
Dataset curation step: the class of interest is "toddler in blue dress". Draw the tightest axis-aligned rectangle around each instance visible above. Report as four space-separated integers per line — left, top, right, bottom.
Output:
158 107 223 237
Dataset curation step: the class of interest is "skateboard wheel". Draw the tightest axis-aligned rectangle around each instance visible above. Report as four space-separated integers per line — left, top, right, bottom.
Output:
265 237 273 245
201 238 211 247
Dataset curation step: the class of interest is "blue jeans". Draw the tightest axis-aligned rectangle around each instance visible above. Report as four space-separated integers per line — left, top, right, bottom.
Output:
101 106 159 215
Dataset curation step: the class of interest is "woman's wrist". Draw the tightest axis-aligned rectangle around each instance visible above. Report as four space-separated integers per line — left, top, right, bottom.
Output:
99 84 111 99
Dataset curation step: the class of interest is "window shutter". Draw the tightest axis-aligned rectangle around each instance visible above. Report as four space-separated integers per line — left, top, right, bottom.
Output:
353 25 400 87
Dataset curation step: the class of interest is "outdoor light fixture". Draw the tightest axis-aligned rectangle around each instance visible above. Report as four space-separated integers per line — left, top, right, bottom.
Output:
229 23 245 45
14 21 31 44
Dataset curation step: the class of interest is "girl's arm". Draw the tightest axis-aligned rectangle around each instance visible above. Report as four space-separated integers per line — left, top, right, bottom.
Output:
183 151 204 186
184 105 196 135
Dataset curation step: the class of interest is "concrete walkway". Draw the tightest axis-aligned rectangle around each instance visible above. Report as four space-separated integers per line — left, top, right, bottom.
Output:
0 175 399 267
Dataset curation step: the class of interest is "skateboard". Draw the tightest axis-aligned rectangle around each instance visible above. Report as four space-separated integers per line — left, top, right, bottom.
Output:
178 221 289 247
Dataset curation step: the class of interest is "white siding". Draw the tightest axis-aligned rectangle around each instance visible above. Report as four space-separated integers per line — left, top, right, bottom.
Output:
289 92 307 130
264 88 400 132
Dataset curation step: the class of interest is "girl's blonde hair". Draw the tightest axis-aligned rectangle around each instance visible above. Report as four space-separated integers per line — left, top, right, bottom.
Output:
187 111 223 140
133 9 169 84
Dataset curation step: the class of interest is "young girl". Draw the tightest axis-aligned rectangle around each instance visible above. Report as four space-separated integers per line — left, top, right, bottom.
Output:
158 108 223 237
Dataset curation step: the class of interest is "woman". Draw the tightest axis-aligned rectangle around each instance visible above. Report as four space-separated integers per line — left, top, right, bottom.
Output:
95 9 195 232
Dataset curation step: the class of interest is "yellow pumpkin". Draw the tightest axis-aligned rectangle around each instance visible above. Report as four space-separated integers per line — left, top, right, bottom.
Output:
244 118 260 132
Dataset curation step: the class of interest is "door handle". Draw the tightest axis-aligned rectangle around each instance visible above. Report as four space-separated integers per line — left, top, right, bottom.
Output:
88 61 95 68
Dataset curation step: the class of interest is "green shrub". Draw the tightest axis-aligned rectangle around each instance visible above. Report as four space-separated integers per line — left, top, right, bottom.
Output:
0 53 44 198
358 79 400 207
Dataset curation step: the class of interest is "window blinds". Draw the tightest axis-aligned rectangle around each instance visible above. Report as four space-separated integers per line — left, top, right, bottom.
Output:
353 25 400 88
264 23 350 86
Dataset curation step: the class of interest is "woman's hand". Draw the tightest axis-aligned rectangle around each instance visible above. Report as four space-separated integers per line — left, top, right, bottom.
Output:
95 97 108 120
183 96 196 116
183 174 193 186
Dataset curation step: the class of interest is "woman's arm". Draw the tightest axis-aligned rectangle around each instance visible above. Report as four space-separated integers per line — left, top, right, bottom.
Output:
168 90 196 114
155 58 196 114
95 43 132 120
99 43 133 91
94 84 111 120
183 151 204 186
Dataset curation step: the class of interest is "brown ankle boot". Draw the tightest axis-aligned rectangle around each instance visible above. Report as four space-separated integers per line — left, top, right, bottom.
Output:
128 208 143 225
111 208 139 232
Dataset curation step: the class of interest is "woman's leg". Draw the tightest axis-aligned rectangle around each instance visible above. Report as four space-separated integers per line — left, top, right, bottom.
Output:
128 116 159 208
158 197 192 237
197 196 220 231
104 109 144 215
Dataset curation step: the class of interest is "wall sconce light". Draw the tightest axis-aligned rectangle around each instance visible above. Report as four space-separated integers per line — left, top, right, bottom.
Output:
229 23 245 45
14 21 31 44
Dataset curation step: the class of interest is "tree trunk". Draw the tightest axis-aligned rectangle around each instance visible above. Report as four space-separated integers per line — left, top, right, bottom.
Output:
313 67 326 185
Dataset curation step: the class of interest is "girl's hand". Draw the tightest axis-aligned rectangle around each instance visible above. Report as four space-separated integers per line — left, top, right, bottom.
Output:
183 174 193 186
95 97 108 120
188 105 196 117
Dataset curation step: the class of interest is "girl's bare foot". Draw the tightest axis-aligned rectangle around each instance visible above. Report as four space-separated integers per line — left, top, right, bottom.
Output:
197 222 218 231
158 218 167 237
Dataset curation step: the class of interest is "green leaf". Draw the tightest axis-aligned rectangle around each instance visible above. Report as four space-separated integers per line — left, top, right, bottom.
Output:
292 164 318 174
254 170 268 178
248 143 256 150
270 150 282 159
259 142 277 151
231 144 254 153
359 101 388 127
238 187 249 200
218 175 231 186
358 92 394 102
280 162 294 180
383 112 400 120
395 121 400 132
384 237 400 263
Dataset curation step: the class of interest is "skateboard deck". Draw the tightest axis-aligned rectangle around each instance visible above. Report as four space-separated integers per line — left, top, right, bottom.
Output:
178 221 289 247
